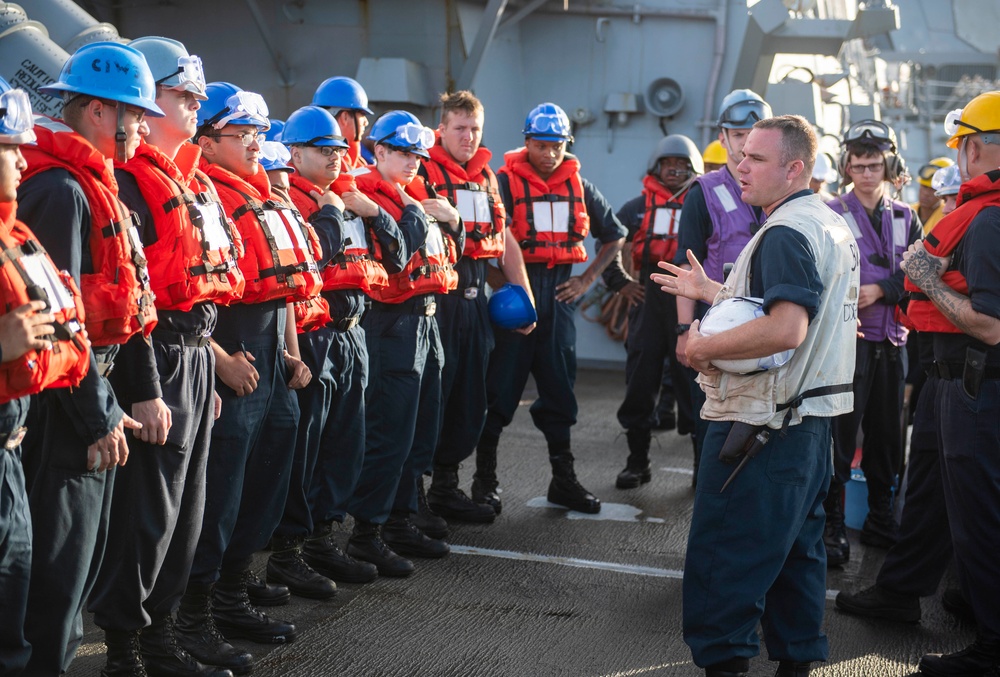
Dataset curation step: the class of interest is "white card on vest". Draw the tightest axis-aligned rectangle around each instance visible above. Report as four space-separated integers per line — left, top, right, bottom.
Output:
193 203 232 251
713 184 738 213
281 209 310 250
343 216 369 252
652 207 679 236
892 216 907 248
20 254 75 313
425 221 446 256
456 189 490 225
262 210 296 251
532 201 570 233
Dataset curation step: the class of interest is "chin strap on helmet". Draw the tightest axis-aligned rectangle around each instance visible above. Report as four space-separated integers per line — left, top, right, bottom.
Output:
114 103 128 164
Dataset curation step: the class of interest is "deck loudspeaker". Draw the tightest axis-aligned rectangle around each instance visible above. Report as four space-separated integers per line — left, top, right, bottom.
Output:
645 77 684 118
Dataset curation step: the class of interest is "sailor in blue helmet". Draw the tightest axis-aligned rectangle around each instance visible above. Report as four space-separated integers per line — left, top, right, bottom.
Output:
175 82 313 674
476 102 628 514
673 88 773 487
346 110 464 576
655 114 858 677
81 36 240 677
312 76 373 172
0 75 92 676
17 40 159 676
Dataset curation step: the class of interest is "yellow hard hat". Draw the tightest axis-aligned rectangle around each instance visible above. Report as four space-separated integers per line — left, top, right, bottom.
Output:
703 139 727 165
916 157 954 188
945 91 1000 148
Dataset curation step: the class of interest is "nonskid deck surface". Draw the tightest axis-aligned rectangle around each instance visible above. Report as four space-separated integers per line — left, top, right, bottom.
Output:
68 369 972 677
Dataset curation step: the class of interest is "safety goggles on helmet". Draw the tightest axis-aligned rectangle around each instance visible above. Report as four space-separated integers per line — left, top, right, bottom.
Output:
527 113 570 136
260 140 295 173
917 163 940 184
932 164 962 197
844 120 895 150
719 99 772 128
944 107 1000 145
0 88 35 144
378 121 434 150
155 55 206 96
207 91 270 130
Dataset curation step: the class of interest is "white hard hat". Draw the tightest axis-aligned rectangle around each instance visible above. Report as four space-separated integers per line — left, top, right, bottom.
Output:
812 152 837 184
699 297 793 374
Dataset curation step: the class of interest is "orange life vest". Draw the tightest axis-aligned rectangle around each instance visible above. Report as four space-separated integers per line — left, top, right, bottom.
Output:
21 117 157 346
631 174 688 271
118 141 245 311
414 142 505 259
500 147 589 267
203 160 323 305
287 172 388 294
0 202 90 404
353 166 458 303
903 169 1000 333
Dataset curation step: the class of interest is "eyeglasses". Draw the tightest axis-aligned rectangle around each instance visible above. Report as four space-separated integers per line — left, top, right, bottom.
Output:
155 55 206 95
215 129 265 147
102 99 146 123
310 145 347 157
719 99 772 127
848 161 885 175
208 91 270 130
0 88 35 142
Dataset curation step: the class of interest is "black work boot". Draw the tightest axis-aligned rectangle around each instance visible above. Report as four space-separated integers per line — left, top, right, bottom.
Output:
774 661 811 676
860 487 899 548
835 584 921 623
412 476 450 539
705 657 750 677
175 586 253 676
245 569 289 607
471 441 502 514
346 520 415 577
918 638 1000 677
616 428 652 489
823 483 850 567
383 514 451 558
548 449 601 514
102 629 147 677
302 521 378 584
942 587 976 623
140 616 233 677
213 569 297 644
266 535 337 600
428 464 497 523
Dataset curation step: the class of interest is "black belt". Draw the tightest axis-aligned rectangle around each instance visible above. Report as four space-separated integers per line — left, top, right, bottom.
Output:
371 298 437 316
1 426 27 451
935 362 1000 380
152 328 211 348
331 315 362 332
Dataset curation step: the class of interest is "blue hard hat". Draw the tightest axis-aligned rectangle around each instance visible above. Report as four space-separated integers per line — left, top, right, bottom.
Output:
312 76 373 115
523 103 573 142
718 89 771 129
282 106 348 148
268 119 285 143
196 82 270 132
0 76 35 145
40 41 164 117
259 140 295 173
368 110 433 159
489 284 536 330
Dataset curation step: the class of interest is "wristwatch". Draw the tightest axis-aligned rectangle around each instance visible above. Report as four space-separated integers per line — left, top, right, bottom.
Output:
675 323 691 335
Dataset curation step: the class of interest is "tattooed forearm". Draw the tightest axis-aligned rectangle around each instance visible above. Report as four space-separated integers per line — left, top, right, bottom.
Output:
903 249 945 289
921 276 1000 343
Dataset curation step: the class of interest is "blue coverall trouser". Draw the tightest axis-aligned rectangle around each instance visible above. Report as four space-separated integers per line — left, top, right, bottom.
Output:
683 417 831 668
0 416 31 675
